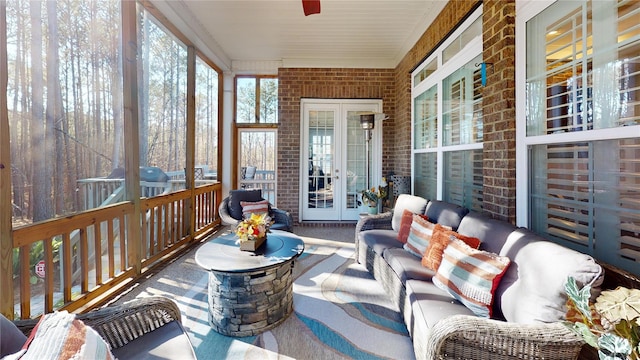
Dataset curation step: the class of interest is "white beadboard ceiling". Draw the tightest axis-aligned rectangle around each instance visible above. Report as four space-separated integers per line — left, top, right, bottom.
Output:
152 0 447 72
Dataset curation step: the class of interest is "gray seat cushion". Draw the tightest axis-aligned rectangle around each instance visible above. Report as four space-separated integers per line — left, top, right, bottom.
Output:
112 320 196 360
1 314 27 357
360 229 403 256
405 279 473 330
424 200 468 230
384 248 435 282
457 211 519 254
495 228 604 323
391 194 429 232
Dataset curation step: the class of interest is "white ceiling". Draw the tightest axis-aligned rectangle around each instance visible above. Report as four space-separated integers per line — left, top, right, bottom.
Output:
152 0 447 73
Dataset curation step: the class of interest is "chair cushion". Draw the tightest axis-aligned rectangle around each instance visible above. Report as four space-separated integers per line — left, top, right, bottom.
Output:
228 189 262 220
495 228 604 323
391 194 429 232
433 238 511 318
405 279 473 330
424 200 469 230
1 314 27 357
111 320 196 360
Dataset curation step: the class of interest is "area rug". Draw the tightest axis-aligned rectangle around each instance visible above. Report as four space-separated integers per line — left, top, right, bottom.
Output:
117 229 415 360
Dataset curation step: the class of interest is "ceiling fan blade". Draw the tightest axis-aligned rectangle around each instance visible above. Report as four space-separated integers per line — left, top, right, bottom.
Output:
302 0 321 16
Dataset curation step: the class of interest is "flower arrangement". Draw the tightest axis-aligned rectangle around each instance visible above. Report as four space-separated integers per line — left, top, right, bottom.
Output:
361 177 388 207
235 213 272 243
564 276 640 360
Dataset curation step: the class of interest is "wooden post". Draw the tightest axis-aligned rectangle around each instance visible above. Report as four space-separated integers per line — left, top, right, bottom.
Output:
121 0 142 274
0 0 14 318
185 46 196 238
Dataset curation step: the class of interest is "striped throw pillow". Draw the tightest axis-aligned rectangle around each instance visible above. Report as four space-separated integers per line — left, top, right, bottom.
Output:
19 311 115 360
403 215 438 258
422 225 481 270
241 199 269 219
433 238 511 318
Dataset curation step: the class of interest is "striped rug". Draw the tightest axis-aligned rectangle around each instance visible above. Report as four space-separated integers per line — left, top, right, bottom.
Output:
115 227 415 360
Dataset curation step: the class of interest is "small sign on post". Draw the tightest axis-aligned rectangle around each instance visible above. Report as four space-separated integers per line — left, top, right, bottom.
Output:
35 260 46 278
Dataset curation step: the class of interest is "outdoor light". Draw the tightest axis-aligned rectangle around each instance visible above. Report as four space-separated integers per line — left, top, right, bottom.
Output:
360 113 375 130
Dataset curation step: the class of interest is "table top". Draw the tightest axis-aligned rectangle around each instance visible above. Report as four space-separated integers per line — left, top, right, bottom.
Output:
195 230 305 273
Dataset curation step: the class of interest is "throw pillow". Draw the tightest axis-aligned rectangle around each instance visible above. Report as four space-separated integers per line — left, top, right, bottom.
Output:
403 215 437 258
228 189 262 220
240 199 270 219
422 225 481 270
433 238 511 318
396 209 415 244
16 311 115 360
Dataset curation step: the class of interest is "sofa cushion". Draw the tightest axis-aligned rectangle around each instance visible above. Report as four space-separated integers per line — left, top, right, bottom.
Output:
422 224 481 271
405 279 474 330
1 314 27 357
391 194 429 232
228 189 262 220
403 215 437 258
495 228 604 323
111 320 196 360
433 238 511 318
457 211 519 255
361 229 403 256
424 200 469 231
384 248 435 282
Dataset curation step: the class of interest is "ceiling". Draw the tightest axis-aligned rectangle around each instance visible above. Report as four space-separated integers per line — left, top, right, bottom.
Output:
152 0 447 73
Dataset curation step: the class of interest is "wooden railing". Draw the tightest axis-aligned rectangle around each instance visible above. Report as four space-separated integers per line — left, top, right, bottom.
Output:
9 182 222 319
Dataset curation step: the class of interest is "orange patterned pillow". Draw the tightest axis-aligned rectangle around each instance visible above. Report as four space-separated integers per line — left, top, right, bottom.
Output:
396 209 415 244
422 224 481 270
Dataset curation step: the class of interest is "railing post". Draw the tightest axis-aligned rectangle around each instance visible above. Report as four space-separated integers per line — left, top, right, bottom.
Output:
0 1 14 319
122 0 142 275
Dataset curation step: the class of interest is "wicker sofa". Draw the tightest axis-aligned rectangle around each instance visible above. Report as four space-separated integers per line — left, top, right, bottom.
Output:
2 297 196 360
355 194 604 360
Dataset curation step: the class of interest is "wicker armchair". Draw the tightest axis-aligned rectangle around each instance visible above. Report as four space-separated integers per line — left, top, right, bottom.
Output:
219 196 293 232
13 297 196 359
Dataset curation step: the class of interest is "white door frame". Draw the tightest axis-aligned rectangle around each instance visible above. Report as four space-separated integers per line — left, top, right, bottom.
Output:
299 98 383 221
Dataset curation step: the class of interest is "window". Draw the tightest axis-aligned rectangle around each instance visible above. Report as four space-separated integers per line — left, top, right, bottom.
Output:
518 0 640 274
235 76 278 124
412 7 483 211
194 56 220 182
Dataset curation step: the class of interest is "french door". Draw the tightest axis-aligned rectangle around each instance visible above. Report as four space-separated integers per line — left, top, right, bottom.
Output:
300 99 382 221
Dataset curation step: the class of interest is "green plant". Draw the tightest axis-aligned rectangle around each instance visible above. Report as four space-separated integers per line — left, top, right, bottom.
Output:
361 178 388 207
564 276 640 360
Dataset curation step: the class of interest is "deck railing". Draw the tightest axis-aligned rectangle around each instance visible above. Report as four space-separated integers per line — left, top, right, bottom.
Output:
8 182 222 319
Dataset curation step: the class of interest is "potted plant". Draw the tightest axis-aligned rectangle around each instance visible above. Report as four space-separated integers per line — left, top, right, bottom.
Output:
564 276 640 359
361 178 388 214
235 213 272 251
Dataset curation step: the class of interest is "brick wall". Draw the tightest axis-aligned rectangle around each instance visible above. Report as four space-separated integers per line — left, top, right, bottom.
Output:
277 68 395 222
481 0 516 222
277 0 517 223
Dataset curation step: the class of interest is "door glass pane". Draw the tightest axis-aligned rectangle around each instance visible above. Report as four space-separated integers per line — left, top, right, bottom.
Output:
307 111 334 209
239 130 276 203
346 111 367 209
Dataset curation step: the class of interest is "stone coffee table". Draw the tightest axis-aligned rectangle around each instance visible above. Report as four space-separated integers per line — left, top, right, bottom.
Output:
195 230 304 337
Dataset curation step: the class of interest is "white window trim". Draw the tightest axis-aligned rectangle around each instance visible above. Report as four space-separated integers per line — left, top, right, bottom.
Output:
515 0 640 227
411 5 483 200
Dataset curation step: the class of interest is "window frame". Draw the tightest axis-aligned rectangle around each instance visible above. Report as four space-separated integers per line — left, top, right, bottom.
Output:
411 6 484 206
